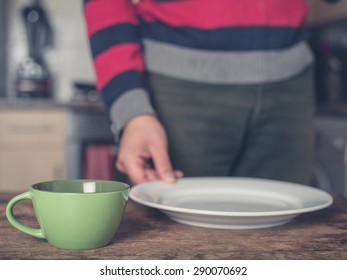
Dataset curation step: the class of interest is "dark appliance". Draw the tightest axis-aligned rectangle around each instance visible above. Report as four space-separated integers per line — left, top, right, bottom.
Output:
309 19 347 105
15 0 53 98
0 0 9 97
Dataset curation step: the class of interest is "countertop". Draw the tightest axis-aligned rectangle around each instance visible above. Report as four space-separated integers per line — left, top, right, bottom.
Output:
1 192 347 260
0 98 106 113
3 98 347 117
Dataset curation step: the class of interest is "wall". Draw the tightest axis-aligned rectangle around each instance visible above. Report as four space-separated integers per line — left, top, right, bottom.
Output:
307 0 347 25
0 0 9 97
7 0 95 101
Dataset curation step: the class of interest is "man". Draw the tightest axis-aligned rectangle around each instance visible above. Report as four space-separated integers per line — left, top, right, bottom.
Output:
83 0 337 185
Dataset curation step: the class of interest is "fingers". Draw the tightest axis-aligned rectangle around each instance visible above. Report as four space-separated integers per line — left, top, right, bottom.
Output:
144 167 160 181
116 155 184 185
145 167 184 182
149 145 175 183
115 115 184 185
116 160 126 173
118 159 146 185
149 145 185 183
173 169 184 179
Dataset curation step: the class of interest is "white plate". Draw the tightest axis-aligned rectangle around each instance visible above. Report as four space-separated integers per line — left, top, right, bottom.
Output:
129 177 333 229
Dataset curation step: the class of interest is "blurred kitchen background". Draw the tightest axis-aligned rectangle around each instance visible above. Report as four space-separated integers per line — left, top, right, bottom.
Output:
0 0 117 192
1 0 347 197
0 0 94 101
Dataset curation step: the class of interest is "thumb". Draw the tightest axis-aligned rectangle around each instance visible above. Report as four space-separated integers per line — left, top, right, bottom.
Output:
150 146 176 183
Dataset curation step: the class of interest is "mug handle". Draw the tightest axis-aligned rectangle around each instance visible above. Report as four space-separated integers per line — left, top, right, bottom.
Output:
6 192 45 239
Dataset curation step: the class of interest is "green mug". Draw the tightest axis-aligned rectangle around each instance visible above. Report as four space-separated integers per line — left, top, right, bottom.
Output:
6 179 130 250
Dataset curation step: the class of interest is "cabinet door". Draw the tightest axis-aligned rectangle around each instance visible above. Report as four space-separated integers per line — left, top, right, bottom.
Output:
0 109 65 146
0 148 66 192
0 109 66 192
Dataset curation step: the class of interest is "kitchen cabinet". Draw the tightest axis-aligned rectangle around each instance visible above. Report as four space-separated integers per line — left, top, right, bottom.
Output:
0 105 115 192
0 108 66 191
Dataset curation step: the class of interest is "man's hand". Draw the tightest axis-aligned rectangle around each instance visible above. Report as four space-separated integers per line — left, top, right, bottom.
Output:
116 115 183 185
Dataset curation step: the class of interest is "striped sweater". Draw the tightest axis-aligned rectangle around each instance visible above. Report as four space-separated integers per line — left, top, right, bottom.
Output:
83 0 335 140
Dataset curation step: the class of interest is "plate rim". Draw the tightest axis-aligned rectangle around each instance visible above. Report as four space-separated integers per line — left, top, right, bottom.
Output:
129 177 334 217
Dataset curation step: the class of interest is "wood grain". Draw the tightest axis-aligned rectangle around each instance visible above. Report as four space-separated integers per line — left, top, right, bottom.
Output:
1 192 346 260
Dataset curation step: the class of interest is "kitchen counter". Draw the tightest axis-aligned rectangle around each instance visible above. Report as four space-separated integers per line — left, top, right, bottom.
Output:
0 98 106 113
1 192 346 260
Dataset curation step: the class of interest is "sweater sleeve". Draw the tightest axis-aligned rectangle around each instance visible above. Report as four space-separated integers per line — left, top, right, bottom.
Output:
83 0 155 142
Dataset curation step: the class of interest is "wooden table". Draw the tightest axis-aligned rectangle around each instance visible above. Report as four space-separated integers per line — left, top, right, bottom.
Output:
1 192 346 260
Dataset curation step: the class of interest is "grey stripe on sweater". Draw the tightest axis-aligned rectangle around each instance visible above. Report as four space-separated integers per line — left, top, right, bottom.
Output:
144 39 314 84
109 88 156 143
109 40 314 140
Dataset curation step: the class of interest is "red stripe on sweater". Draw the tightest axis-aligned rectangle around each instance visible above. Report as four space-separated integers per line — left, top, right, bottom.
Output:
138 0 307 28
84 0 138 36
94 43 144 89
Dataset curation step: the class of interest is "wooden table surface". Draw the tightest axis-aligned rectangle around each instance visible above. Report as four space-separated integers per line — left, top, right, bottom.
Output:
1 192 346 260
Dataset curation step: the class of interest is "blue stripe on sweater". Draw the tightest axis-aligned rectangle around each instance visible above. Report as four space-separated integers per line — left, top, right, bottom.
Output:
90 21 306 58
90 23 140 58
140 20 307 51
101 70 145 111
